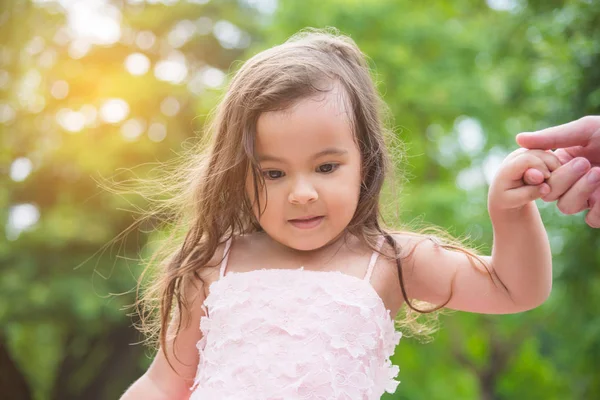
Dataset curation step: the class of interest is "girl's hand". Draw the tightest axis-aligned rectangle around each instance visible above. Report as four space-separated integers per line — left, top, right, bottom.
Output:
516 116 600 227
488 148 561 213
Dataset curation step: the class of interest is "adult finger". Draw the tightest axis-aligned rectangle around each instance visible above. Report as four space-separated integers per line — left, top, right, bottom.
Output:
556 167 600 215
515 116 599 150
541 157 591 202
585 188 600 228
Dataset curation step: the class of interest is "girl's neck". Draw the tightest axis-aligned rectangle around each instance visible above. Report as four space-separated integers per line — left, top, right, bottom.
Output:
266 230 355 266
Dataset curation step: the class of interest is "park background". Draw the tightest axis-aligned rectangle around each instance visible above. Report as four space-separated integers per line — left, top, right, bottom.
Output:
1 0 599 399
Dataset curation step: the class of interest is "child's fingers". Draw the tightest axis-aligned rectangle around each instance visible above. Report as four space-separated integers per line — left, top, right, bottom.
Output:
523 168 545 185
504 147 528 162
504 183 551 208
507 150 561 178
505 153 552 183
520 149 561 172
506 149 560 169
533 149 562 172
553 148 574 165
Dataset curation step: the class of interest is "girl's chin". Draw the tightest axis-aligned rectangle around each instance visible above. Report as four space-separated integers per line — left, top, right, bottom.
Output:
284 240 321 252
282 234 344 253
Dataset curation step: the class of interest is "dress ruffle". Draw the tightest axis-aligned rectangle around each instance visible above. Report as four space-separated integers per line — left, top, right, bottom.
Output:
190 267 402 400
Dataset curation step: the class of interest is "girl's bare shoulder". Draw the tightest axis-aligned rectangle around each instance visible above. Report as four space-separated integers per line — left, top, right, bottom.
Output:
382 231 438 263
198 232 271 294
195 238 235 297
371 232 435 314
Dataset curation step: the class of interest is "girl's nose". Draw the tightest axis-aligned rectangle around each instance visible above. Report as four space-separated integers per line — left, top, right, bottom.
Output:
288 179 318 204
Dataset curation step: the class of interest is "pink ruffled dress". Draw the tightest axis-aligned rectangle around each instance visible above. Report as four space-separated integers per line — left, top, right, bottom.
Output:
190 236 402 399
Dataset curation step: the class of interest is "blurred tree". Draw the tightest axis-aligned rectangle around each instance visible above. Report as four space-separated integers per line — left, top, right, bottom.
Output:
1 0 264 398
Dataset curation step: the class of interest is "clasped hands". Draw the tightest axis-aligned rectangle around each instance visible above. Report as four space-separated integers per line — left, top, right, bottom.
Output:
517 116 600 228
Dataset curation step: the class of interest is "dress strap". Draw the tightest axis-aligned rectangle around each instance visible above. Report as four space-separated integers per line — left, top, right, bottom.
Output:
219 236 233 278
364 235 385 282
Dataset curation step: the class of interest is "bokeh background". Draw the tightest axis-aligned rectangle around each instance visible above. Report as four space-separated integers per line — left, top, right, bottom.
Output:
1 0 599 399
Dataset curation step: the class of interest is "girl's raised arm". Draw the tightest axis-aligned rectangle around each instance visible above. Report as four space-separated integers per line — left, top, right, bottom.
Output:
396 149 556 314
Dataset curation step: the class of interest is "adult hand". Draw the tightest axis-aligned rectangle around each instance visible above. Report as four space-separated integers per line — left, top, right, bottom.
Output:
515 116 600 228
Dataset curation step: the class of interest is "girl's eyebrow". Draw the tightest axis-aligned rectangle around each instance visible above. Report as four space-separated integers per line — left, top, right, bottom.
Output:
257 147 348 163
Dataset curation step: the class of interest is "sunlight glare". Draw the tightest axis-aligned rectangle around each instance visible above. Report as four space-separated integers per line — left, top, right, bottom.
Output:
148 122 167 142
160 96 180 116
10 158 33 182
121 118 146 141
6 203 40 241
99 99 130 124
125 53 151 76
51 80 69 99
154 53 188 84
56 108 86 132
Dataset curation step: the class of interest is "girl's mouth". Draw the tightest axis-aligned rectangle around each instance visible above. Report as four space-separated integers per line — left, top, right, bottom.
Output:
288 216 324 229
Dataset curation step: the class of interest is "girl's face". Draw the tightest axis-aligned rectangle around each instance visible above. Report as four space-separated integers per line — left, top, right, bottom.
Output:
246 91 362 252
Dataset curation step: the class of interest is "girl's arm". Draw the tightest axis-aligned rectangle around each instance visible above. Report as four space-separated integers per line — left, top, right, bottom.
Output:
120 373 178 400
120 274 208 400
486 200 552 311
396 149 559 314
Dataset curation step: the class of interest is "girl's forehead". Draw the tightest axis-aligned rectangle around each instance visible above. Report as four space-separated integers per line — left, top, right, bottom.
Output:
255 92 357 159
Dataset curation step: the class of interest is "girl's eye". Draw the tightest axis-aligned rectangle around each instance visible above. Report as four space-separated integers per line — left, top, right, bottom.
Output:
317 163 339 173
263 170 285 180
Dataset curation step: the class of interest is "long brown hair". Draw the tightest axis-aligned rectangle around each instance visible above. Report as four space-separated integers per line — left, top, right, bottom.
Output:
122 27 494 371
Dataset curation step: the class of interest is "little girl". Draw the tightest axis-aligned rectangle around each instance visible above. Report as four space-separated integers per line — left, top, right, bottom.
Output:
120 29 558 400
